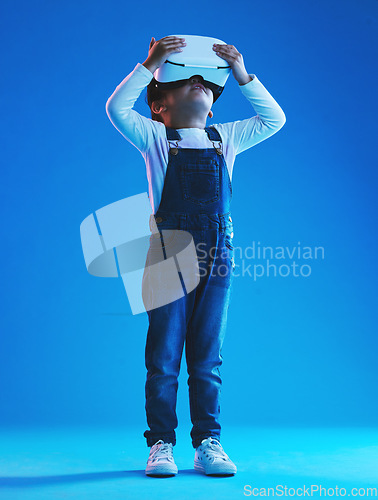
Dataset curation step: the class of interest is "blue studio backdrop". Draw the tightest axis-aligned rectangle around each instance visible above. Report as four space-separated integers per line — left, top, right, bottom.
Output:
1 0 377 432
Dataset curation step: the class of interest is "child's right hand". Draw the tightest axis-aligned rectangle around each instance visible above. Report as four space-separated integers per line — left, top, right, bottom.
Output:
143 36 186 74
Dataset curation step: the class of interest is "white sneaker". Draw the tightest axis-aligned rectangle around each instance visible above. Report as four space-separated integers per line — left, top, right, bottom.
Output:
194 437 237 475
145 439 178 476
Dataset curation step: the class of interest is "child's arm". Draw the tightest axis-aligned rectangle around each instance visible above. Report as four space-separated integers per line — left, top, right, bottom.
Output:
212 43 286 155
106 36 186 155
105 62 158 155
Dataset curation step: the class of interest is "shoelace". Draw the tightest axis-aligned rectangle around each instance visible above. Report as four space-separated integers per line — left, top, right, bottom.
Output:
150 440 173 461
201 438 229 460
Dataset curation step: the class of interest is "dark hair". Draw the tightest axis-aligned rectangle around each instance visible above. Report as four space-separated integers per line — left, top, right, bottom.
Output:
145 79 168 123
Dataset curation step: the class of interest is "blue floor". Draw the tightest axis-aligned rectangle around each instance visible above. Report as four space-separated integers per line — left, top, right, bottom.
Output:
0 426 377 499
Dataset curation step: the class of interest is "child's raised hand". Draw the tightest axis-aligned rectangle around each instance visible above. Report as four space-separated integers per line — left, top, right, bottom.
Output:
143 36 186 74
212 43 252 85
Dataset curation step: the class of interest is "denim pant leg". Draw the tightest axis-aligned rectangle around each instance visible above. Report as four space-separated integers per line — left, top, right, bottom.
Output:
143 293 192 447
185 229 234 449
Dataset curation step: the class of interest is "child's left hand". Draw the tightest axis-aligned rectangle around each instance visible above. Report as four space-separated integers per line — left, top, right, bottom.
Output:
213 43 252 86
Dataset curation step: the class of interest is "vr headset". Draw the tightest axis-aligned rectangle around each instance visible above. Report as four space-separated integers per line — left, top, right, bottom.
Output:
151 35 232 103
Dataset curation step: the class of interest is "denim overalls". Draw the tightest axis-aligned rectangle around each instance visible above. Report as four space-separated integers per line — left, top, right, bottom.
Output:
143 125 235 449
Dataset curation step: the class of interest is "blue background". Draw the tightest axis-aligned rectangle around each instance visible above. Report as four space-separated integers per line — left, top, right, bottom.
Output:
1 0 377 432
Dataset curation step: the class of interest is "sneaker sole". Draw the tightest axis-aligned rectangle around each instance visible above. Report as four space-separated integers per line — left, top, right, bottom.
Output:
145 464 178 476
194 458 236 476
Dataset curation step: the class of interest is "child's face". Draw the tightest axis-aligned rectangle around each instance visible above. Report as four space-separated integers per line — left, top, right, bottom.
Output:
159 76 213 115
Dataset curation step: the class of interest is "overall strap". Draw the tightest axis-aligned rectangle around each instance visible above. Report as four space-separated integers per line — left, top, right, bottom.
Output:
165 127 182 141
205 126 222 142
165 126 222 142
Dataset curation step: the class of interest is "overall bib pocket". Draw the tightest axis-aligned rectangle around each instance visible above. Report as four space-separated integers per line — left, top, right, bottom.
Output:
180 159 220 205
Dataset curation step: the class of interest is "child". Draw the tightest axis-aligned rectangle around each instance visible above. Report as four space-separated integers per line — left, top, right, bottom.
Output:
106 35 286 477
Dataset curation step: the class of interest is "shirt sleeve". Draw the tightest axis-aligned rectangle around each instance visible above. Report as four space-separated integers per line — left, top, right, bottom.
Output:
215 74 286 156
105 62 162 154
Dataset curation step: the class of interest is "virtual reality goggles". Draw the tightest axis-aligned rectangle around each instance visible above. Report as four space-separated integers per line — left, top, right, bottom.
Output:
151 35 232 103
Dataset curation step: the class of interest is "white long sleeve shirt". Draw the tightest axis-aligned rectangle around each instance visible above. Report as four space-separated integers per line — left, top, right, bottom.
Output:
106 62 286 214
